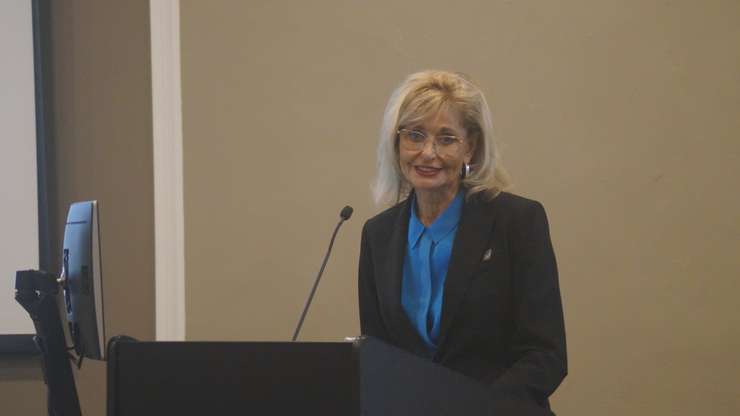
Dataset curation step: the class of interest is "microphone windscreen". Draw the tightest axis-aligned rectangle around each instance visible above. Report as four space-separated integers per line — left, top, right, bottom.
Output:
340 205 353 220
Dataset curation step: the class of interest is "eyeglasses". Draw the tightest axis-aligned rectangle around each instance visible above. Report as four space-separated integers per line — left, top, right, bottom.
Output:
397 128 464 155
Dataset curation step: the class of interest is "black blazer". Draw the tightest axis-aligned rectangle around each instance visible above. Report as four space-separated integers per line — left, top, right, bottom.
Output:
358 191 567 408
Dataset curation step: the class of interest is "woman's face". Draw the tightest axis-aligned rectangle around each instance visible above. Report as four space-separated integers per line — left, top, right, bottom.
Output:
398 108 474 198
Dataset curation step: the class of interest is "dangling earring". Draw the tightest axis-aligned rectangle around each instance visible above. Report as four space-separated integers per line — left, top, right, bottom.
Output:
461 163 471 179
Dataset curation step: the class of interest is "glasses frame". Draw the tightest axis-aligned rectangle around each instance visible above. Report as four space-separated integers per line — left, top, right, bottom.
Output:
396 128 465 155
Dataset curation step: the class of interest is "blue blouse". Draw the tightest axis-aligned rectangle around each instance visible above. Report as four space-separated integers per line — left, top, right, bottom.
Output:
401 191 464 351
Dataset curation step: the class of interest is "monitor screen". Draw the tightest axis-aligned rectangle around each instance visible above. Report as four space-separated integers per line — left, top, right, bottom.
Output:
0 0 40 351
62 200 106 360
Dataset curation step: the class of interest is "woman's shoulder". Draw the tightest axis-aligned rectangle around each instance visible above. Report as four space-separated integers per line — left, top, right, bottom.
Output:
362 199 409 235
472 190 545 213
469 190 550 229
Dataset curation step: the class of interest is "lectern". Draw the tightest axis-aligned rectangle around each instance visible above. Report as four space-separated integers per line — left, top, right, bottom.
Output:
107 336 552 416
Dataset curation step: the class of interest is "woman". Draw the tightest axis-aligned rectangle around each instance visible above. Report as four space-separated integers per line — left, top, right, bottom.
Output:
358 70 567 409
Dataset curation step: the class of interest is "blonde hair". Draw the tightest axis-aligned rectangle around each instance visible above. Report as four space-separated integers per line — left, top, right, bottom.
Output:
372 70 511 206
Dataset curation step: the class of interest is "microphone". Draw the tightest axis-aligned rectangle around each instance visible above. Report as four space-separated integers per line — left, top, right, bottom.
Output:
340 205 353 221
292 206 353 342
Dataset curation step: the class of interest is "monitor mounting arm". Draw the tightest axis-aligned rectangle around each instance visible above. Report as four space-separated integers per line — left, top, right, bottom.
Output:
15 269 82 416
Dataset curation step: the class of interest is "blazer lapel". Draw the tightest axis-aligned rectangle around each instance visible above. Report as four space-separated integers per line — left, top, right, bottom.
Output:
436 193 498 350
378 198 430 355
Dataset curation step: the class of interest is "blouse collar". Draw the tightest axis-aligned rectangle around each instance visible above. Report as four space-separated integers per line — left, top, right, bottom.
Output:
408 190 464 248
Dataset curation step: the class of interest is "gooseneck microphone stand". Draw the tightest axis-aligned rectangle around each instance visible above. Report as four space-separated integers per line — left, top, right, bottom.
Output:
15 270 82 416
292 206 353 341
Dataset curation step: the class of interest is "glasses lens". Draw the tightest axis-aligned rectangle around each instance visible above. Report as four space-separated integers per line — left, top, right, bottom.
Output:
399 130 423 150
435 136 461 154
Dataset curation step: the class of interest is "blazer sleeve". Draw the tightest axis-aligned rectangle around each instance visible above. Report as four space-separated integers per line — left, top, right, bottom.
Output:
490 201 567 406
358 222 390 340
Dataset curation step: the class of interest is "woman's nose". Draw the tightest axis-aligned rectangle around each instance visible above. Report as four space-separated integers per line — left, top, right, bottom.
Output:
420 139 438 158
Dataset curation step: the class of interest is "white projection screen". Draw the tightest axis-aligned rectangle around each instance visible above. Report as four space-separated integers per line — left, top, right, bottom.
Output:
0 1 41 348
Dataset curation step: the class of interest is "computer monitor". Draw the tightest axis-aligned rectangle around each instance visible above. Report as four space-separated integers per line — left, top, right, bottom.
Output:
61 200 106 360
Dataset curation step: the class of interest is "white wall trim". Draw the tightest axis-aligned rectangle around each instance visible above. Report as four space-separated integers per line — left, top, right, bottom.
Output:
150 0 185 341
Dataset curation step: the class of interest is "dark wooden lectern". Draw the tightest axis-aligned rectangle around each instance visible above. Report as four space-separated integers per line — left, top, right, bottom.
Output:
107 336 551 416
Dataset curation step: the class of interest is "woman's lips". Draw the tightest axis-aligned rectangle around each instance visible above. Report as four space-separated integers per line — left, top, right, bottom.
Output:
414 166 441 176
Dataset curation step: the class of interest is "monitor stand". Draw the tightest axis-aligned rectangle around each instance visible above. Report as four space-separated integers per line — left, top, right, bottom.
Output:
15 269 82 416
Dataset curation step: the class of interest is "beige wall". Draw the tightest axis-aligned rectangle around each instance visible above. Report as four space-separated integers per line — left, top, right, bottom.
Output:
181 1 740 415
0 1 155 415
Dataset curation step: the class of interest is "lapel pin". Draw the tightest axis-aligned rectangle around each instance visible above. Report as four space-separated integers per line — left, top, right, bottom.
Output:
482 248 493 262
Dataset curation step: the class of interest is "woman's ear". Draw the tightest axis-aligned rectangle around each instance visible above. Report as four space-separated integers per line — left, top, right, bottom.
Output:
464 135 477 164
